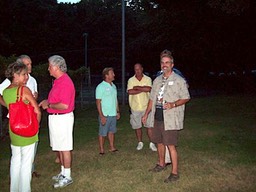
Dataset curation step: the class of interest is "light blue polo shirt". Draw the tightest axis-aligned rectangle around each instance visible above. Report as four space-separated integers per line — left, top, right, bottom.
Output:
96 81 117 116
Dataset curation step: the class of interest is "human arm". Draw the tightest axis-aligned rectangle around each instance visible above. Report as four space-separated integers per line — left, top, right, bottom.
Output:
163 98 190 110
116 99 120 120
0 95 6 107
142 99 153 124
23 86 41 123
0 78 11 107
39 99 68 110
96 99 107 125
127 86 151 95
33 92 38 100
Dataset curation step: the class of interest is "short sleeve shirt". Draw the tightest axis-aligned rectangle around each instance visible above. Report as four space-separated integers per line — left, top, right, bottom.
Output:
127 74 152 111
27 74 38 94
47 73 75 114
150 72 190 130
96 81 117 116
0 78 11 95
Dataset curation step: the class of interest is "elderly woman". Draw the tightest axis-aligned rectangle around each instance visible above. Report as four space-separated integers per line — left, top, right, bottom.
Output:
3 62 41 192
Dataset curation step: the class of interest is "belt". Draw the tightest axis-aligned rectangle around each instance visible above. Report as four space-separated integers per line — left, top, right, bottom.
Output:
48 113 67 115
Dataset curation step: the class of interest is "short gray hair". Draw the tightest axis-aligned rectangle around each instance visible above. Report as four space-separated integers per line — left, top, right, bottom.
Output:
48 55 67 72
16 55 31 64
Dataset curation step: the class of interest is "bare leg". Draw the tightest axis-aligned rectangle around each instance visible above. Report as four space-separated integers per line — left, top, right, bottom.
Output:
55 151 60 163
108 132 116 151
61 151 72 168
146 128 153 141
167 145 178 174
59 151 72 179
135 128 142 142
98 136 105 153
157 143 165 167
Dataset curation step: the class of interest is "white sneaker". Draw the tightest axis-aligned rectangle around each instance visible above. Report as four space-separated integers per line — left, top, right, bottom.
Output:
149 142 157 151
53 177 73 188
136 142 144 150
52 173 64 182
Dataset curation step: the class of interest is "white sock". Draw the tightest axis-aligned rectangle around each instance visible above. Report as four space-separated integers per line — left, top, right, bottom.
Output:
61 165 64 175
64 168 71 179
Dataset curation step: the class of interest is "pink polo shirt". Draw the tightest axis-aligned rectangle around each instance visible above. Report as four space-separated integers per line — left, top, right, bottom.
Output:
47 73 75 114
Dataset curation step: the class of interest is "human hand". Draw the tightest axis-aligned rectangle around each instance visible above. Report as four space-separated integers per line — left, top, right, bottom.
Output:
39 100 49 110
100 116 107 125
116 112 120 120
141 114 148 125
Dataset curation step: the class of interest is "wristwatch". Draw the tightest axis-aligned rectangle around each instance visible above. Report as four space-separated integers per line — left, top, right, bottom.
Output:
173 103 177 107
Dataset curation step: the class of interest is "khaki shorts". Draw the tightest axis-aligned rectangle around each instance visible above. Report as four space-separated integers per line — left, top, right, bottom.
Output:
152 119 178 146
48 112 74 151
130 109 153 129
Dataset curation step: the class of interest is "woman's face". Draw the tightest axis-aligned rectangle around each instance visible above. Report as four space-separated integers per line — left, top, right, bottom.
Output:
14 69 29 85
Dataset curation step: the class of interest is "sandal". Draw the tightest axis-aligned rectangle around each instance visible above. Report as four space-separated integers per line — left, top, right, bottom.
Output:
164 173 179 183
109 149 118 152
149 164 166 172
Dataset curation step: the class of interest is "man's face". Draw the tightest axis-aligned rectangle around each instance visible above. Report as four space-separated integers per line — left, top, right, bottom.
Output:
160 57 174 74
48 63 56 77
106 70 115 81
22 58 32 73
134 64 143 76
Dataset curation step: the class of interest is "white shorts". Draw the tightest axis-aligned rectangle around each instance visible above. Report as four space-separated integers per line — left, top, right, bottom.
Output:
48 112 74 151
130 109 153 129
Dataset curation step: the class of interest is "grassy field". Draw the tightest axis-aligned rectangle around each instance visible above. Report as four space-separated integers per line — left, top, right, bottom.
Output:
0 95 256 192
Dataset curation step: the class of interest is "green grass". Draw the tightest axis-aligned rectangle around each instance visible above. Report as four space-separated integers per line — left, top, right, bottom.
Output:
0 95 256 192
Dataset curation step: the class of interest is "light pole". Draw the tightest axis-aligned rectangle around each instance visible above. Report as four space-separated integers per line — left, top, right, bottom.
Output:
121 0 125 105
83 32 91 87
83 33 88 69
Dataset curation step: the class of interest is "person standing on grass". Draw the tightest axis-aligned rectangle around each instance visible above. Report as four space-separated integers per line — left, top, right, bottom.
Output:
39 55 75 188
96 67 120 155
0 55 41 178
3 62 41 192
127 63 157 151
142 49 190 183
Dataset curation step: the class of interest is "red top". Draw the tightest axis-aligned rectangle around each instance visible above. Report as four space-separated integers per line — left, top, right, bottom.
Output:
47 73 75 114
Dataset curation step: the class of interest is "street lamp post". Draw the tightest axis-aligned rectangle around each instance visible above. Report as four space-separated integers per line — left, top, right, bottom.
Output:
83 33 88 69
121 0 125 105
83 33 91 87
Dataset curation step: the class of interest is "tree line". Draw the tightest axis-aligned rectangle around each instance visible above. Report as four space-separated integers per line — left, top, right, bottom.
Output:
0 0 255 91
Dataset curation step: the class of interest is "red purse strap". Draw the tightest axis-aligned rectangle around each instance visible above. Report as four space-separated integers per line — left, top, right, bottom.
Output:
16 86 24 102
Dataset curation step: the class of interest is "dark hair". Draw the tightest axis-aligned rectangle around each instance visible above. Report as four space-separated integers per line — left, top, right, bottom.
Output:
102 67 114 80
5 62 28 81
134 63 143 68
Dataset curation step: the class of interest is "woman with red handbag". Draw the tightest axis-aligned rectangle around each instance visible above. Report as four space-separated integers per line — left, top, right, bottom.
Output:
3 62 41 192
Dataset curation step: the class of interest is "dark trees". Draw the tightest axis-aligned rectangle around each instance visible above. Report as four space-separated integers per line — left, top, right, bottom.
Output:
0 0 255 88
